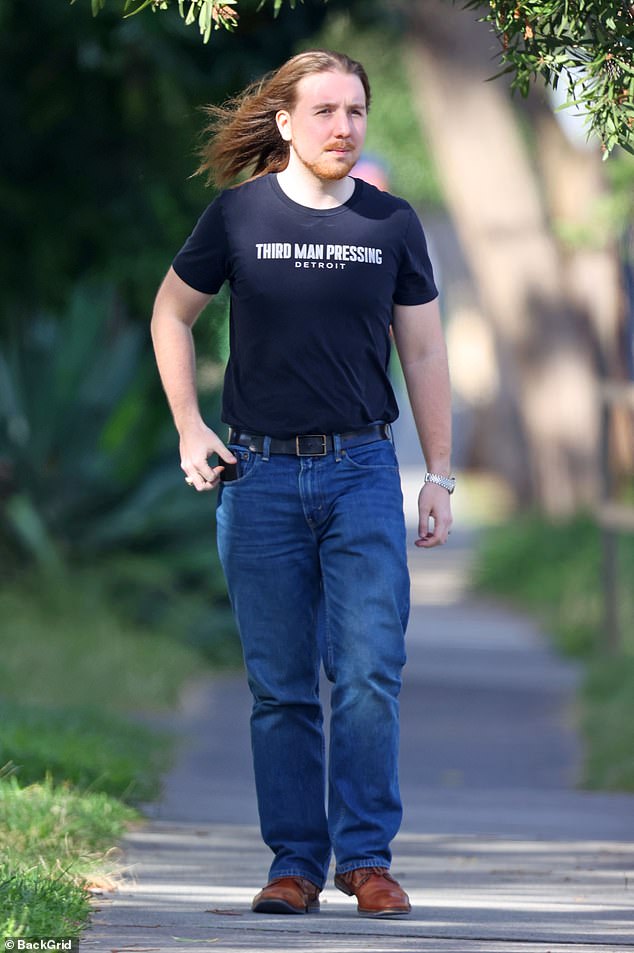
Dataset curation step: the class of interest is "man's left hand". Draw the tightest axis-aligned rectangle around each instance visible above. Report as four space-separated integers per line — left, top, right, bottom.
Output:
416 483 453 548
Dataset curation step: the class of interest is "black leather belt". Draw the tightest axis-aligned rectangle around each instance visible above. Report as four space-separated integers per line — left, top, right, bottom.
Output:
227 423 391 456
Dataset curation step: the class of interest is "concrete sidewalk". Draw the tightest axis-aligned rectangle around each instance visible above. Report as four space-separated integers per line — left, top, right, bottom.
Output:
83 468 634 953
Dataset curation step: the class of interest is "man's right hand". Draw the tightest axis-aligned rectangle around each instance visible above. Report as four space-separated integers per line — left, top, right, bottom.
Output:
179 421 237 492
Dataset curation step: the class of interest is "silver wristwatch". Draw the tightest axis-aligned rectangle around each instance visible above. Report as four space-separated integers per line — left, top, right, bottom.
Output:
424 471 456 495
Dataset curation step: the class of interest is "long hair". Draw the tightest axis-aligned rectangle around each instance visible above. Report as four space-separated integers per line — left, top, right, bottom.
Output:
196 50 371 188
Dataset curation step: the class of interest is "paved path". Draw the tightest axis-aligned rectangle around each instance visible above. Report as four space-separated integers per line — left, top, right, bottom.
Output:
84 467 634 953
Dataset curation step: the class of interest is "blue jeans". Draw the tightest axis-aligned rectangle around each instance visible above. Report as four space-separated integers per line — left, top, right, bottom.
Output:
216 436 410 888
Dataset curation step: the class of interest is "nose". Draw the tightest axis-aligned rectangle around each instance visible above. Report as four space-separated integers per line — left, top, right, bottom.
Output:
333 108 352 137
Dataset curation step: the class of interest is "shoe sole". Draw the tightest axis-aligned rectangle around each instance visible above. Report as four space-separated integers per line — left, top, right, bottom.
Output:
358 907 412 918
334 879 410 917
252 899 320 915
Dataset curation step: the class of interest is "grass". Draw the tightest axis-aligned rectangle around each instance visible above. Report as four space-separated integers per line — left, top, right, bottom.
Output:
474 513 609 657
0 569 231 712
0 774 138 938
0 561 240 935
474 512 634 790
1 870 91 940
581 657 634 790
0 702 169 802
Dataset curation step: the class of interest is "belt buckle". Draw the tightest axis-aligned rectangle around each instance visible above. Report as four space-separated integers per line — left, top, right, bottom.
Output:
296 434 327 456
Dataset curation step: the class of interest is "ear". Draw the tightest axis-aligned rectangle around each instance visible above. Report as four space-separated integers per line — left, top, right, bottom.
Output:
276 109 292 142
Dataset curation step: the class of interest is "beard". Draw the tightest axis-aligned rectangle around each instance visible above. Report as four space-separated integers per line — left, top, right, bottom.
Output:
293 141 358 181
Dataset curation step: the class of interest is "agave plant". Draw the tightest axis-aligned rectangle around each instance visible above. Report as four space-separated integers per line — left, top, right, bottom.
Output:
0 284 234 653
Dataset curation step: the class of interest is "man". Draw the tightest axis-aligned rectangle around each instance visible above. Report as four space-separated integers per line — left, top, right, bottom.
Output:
151 49 453 919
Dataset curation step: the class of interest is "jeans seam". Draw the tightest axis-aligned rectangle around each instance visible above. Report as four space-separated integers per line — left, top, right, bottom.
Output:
320 567 335 681
341 441 400 472
335 860 390 874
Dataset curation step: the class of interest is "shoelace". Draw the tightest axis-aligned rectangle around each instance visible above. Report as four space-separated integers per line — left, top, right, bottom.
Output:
348 867 395 887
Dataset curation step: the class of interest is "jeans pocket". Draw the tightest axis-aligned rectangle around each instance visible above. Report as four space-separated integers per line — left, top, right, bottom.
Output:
222 444 261 485
341 439 400 471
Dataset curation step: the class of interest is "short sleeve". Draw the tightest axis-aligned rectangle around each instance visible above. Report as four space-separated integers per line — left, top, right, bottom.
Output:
393 208 438 306
171 195 229 294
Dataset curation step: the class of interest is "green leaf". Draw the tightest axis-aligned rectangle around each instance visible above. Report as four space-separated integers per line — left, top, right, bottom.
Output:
4 495 63 573
257 0 300 15
199 0 212 43
123 0 156 18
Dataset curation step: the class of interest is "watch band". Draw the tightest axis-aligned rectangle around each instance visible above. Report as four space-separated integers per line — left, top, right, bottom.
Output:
424 471 456 494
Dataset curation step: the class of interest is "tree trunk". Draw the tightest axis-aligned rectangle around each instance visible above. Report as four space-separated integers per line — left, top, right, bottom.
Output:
405 0 604 514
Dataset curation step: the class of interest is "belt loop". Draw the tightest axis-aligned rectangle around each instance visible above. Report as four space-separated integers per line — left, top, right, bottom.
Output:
385 422 394 445
333 432 342 462
262 435 271 462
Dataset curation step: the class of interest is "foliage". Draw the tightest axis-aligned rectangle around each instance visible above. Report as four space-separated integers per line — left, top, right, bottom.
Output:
74 0 240 42
0 567 237 712
462 0 634 157
553 144 634 249
0 868 91 939
71 0 634 157
0 283 244 665
72 0 305 43
582 656 634 789
1 0 203 323
475 512 634 657
474 512 634 791
1 0 332 327
0 775 138 862
0 703 169 801
474 513 610 656
0 284 207 570
0 774 137 937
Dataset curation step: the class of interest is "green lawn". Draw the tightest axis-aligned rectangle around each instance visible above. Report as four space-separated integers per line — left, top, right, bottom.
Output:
0 571 215 712
0 564 234 936
474 512 634 790
0 775 138 938
1 702 169 801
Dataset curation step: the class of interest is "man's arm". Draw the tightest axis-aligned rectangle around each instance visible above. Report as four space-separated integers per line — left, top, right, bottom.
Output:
392 299 453 548
151 266 236 492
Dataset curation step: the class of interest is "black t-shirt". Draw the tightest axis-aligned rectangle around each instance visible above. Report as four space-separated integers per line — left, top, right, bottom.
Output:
172 174 438 438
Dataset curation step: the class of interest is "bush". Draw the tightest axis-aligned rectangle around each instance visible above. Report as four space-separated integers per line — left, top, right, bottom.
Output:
0 283 239 662
474 511 634 790
0 703 170 802
474 512 634 657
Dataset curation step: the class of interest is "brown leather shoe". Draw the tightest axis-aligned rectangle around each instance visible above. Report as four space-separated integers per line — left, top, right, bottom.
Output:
334 867 411 917
251 876 321 914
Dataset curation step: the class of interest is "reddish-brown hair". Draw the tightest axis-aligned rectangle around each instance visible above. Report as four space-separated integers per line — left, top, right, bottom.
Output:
195 49 371 188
